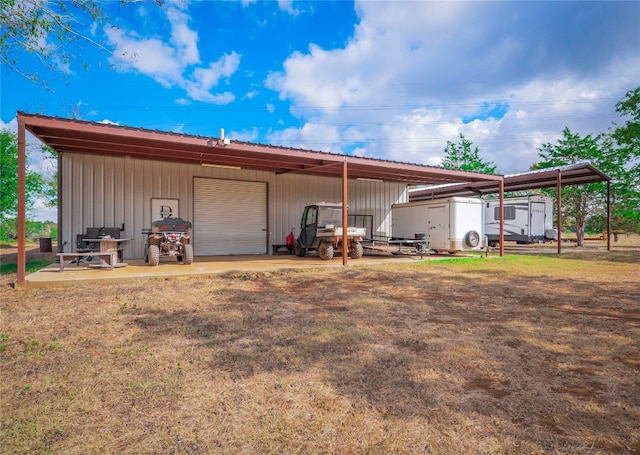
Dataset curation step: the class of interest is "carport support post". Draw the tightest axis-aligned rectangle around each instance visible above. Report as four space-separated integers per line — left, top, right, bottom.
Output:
17 119 27 286
499 178 504 257
342 159 348 266
557 170 562 254
607 180 611 251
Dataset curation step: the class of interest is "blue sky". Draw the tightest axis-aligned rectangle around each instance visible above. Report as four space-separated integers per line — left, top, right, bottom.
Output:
1 0 639 221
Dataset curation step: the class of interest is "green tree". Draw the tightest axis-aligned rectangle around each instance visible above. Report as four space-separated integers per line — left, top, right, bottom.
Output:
0 129 46 219
607 87 640 234
612 87 640 165
533 115 639 245
533 128 605 246
442 133 497 174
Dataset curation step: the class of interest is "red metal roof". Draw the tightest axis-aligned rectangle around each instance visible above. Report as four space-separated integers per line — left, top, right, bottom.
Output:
409 162 611 201
18 112 501 186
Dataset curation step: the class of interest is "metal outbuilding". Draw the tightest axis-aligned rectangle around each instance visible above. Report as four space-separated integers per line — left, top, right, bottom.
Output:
14 112 614 287
15 112 506 285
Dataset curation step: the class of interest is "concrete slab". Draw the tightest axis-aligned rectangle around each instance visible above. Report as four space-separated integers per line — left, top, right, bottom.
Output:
24 253 434 287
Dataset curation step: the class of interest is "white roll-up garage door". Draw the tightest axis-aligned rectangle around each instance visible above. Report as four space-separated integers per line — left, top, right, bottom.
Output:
194 178 267 255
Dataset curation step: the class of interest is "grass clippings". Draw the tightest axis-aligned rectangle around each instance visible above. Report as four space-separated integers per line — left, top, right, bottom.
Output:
1 251 639 454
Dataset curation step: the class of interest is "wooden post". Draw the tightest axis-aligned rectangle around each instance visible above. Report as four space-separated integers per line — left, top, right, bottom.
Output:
342 159 348 266
17 119 27 285
557 170 562 254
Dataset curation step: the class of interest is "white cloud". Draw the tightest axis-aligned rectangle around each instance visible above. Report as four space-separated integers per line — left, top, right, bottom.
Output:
106 27 183 87
106 5 239 104
265 1 640 174
182 52 240 103
31 200 57 223
167 6 201 66
277 0 299 16
231 127 260 143
1 118 17 132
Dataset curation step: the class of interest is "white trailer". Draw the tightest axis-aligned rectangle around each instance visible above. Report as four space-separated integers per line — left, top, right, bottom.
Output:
391 197 485 253
484 195 556 246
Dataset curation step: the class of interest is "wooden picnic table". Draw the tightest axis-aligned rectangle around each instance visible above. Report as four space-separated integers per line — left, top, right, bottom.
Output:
82 238 130 268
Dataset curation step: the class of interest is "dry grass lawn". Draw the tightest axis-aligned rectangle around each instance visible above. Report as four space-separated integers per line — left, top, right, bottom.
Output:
1 247 639 454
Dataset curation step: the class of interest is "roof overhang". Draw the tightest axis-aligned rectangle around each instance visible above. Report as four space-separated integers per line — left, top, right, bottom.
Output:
409 162 611 200
18 112 502 186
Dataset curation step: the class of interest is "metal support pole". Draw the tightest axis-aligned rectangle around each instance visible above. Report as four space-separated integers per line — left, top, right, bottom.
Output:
557 171 562 254
607 180 611 251
342 159 348 266
499 178 504 257
17 119 27 285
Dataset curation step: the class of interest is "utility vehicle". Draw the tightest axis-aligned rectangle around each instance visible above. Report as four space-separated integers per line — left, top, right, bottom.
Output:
294 203 366 260
145 217 194 266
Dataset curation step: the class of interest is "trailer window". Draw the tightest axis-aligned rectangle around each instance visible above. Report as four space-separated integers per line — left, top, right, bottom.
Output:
495 206 516 221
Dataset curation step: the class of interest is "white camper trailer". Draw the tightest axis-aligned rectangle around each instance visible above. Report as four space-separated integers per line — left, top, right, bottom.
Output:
392 197 485 253
484 195 556 246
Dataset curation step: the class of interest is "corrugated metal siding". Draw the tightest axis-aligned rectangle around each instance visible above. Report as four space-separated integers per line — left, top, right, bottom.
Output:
60 154 408 258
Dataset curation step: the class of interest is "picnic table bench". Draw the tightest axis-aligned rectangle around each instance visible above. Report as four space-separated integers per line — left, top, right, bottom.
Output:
56 226 129 272
56 251 118 272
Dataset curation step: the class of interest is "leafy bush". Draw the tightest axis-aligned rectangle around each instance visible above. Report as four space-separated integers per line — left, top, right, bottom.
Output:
0 219 57 244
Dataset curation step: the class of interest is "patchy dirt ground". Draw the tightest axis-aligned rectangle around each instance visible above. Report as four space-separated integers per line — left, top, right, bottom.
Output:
1 248 638 454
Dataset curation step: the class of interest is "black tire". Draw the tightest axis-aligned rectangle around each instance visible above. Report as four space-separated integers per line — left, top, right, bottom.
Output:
318 242 334 260
465 230 480 248
489 241 497 248
148 245 160 266
349 241 363 259
183 244 194 265
294 241 306 257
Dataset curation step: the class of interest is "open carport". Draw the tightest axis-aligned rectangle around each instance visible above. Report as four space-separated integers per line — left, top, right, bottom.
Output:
410 161 612 253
